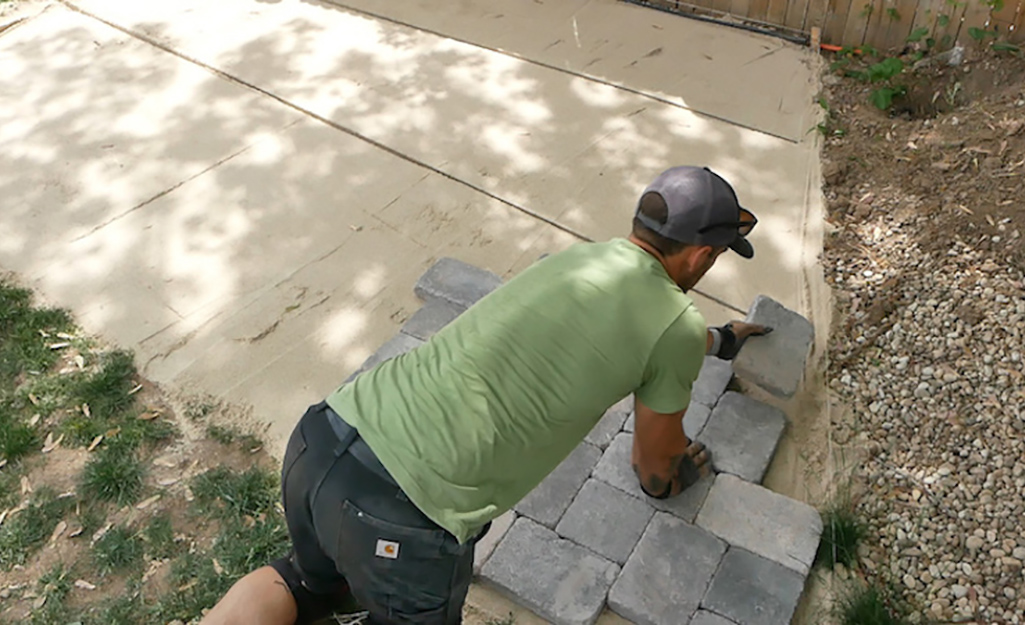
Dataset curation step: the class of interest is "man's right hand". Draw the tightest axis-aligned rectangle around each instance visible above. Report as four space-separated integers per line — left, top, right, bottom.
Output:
714 321 772 360
631 398 713 499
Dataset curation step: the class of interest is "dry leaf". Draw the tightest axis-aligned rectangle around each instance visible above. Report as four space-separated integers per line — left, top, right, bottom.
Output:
68 525 84 538
82 403 91 417
243 515 256 528
178 580 198 592
88 435 104 452
49 520 68 543
212 559 224 575
184 487 195 502
248 445 263 454
137 412 159 421
56 332 74 340
0 509 8 527
105 427 121 438
20 476 31 494
136 494 161 510
74 354 85 370
74 580 96 591
48 342 70 350
0 458 6 470
129 383 143 395
28 414 40 427
28 393 39 406
33 595 47 609
41 433 64 453
91 523 112 544
157 478 178 487
153 457 177 468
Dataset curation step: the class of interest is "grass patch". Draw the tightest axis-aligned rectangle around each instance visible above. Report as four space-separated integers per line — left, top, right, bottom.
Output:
192 465 278 519
29 563 74 625
0 281 73 382
0 399 38 463
206 423 263 452
144 512 177 559
93 525 144 575
0 487 76 570
835 579 912 625
81 440 145 506
816 499 866 569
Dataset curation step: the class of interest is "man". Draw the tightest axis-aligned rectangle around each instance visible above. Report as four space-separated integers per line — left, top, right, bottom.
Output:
201 166 771 625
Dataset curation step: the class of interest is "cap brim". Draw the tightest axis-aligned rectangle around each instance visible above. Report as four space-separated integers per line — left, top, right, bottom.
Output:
730 236 754 259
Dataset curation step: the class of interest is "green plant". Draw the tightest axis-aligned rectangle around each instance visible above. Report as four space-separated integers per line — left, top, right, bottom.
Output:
30 564 74 625
835 579 912 625
0 281 73 382
968 26 997 41
886 7 901 20
0 487 76 569
206 423 263 452
144 512 177 559
992 41 1022 55
0 400 38 462
816 500 866 568
486 614 516 625
191 465 279 519
81 440 145 505
93 525 144 574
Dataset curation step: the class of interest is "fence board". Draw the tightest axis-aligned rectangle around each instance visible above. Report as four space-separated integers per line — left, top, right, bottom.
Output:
823 0 856 42
882 0 923 48
730 0 754 21
957 0 995 44
783 0 808 29
804 0 833 34
934 0 970 47
748 0 774 23
842 0 876 45
710 0 734 17
864 0 896 49
767 0 792 27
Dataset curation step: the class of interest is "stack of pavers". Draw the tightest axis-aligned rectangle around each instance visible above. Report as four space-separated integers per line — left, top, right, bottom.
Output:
355 258 823 625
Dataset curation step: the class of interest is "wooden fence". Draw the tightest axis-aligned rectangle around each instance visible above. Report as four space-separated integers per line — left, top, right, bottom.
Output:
629 0 1024 50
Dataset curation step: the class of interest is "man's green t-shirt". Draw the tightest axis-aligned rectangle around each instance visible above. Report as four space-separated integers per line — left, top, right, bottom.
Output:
326 238 706 543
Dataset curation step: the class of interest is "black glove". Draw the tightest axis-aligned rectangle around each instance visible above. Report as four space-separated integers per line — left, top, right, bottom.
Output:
713 322 773 360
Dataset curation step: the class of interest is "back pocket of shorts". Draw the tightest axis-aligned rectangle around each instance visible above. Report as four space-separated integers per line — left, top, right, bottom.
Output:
336 500 464 616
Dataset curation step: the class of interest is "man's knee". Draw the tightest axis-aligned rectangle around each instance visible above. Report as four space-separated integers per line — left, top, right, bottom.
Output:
270 556 351 625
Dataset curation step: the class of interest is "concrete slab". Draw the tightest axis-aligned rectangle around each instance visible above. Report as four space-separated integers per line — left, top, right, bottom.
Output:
585 396 633 450
310 0 818 142
400 298 466 341
66 0 824 318
481 517 620 625
414 257 503 310
622 402 712 442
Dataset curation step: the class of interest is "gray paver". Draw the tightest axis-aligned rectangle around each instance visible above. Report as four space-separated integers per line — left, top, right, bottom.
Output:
733 295 814 398
555 479 654 564
591 433 713 523
481 517 619 625
516 442 602 528
585 396 633 449
691 610 739 625
414 257 503 309
699 391 786 484
473 510 516 574
691 356 734 407
608 512 727 625
622 402 711 442
695 474 822 575
400 297 465 340
702 548 806 625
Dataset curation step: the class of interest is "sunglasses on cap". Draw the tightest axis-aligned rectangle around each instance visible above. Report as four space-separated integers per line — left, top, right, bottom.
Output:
697 208 758 237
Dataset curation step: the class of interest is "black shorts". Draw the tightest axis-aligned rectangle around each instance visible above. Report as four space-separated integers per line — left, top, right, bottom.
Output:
281 402 482 625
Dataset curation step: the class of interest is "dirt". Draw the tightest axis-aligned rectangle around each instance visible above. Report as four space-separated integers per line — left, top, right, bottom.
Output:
821 49 1025 271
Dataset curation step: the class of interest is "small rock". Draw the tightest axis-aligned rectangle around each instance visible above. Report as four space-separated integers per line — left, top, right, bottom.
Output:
966 536 985 551
952 584 969 599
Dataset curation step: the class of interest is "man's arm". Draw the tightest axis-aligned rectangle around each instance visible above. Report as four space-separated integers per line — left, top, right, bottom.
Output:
631 396 711 498
705 321 773 359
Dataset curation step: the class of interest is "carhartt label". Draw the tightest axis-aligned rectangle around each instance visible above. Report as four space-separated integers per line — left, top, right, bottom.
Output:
375 539 400 559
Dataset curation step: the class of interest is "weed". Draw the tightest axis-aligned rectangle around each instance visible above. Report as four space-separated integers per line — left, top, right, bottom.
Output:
93 524 144 574
816 498 866 569
144 512 177 559
206 423 262 451
485 614 516 625
81 440 145 506
835 578 912 625
88 592 146 624
0 281 73 382
0 487 75 569
0 400 38 462
192 465 279 519
30 564 74 625
184 396 219 422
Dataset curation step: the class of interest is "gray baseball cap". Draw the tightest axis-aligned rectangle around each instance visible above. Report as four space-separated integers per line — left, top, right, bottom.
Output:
635 166 757 258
